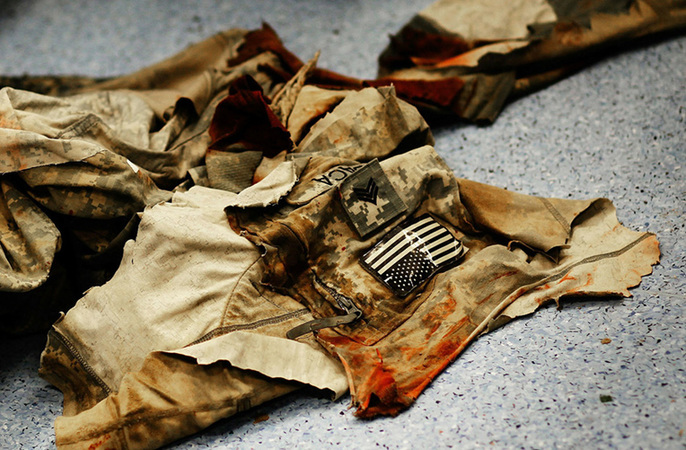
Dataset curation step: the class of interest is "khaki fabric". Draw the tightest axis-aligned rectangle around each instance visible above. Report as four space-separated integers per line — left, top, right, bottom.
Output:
227 145 659 417
295 86 433 159
0 87 173 333
420 0 558 41
54 352 300 450
0 29 300 333
377 0 686 122
39 84 433 448
0 88 170 293
41 187 348 449
0 20 659 449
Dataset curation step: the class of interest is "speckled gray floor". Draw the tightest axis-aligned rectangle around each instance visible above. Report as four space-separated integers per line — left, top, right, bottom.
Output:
0 1 684 449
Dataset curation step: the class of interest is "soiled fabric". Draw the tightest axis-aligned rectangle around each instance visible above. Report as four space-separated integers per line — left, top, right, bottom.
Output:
0 29 306 333
42 187 348 449
226 145 659 417
0 25 442 334
0 31 256 333
0 87 172 333
0 18 661 449
378 0 686 122
41 138 659 447
39 85 434 448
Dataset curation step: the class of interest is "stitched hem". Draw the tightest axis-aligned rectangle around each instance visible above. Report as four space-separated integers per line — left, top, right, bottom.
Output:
48 329 112 396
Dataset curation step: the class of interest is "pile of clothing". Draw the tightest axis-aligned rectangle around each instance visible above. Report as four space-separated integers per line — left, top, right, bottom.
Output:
2 0 682 448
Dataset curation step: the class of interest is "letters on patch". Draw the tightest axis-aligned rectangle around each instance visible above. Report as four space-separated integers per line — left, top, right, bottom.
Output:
312 165 362 186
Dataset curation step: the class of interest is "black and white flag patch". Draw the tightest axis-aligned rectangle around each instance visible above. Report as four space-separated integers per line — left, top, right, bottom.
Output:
361 215 467 297
339 159 407 238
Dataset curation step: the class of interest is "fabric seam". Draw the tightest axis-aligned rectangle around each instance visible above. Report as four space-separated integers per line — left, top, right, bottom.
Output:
55 113 101 139
49 329 112 396
219 254 262 327
472 231 655 336
187 308 310 346
538 197 571 235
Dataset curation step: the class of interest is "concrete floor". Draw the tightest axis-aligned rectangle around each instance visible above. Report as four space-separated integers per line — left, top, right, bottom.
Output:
0 1 684 448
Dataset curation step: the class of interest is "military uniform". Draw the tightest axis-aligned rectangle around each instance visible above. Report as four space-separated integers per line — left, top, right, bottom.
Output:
0 21 661 450
39 84 437 448
40 89 657 447
226 146 659 418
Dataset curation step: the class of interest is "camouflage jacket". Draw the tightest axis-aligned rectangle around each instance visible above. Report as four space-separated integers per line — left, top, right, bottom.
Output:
225 145 659 418
41 138 658 448
39 84 435 448
0 19 661 449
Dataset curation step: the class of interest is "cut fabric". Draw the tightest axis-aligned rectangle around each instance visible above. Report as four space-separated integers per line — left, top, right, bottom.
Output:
39 84 435 448
226 145 659 417
0 29 297 333
42 187 348 449
0 14 666 449
378 0 686 122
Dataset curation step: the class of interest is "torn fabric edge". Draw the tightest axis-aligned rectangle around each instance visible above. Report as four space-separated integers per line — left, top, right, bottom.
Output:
167 330 348 399
223 158 305 208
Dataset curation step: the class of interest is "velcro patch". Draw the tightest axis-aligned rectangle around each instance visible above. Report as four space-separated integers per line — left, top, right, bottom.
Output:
361 215 467 297
339 159 406 238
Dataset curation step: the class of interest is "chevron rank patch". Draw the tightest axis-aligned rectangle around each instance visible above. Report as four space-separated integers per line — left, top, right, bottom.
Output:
339 159 407 238
361 215 467 297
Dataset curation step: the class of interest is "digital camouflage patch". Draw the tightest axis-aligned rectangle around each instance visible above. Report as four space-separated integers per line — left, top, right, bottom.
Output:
339 159 407 238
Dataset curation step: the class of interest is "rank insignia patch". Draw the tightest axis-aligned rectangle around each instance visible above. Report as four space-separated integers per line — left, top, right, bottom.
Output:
361 215 467 297
339 159 407 238
353 178 379 204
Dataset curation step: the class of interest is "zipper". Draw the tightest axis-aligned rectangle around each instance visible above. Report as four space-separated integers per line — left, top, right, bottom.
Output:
286 275 362 339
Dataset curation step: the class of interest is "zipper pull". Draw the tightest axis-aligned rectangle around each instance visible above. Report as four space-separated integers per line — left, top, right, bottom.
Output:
286 279 362 339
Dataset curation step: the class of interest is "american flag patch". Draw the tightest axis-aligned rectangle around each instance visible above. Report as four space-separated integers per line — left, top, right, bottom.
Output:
361 215 467 297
